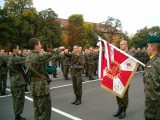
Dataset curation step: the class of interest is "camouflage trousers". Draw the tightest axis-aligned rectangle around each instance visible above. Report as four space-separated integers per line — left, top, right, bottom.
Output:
0 74 7 93
11 85 25 116
116 87 129 108
63 65 69 77
71 70 82 96
144 97 160 120
83 63 88 75
33 94 51 120
88 64 95 77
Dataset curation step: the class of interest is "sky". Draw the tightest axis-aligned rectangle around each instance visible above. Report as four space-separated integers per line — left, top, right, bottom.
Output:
33 0 160 35
1 0 160 35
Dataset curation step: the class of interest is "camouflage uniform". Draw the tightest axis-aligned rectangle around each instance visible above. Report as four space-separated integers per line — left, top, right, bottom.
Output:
143 54 160 120
8 54 26 119
25 51 56 120
87 53 95 80
67 52 83 105
60 54 70 80
83 52 89 77
0 55 8 95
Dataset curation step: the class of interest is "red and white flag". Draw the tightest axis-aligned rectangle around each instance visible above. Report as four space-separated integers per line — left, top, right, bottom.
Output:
98 38 143 98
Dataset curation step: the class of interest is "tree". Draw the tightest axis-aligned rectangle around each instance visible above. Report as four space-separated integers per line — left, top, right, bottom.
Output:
81 23 98 47
2 0 36 48
100 16 122 43
67 14 84 47
37 8 63 48
129 36 145 48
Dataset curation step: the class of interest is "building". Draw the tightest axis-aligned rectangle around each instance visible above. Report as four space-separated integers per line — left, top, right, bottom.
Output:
56 18 126 46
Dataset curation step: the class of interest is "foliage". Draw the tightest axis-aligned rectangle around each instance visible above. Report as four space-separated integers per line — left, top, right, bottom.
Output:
100 16 122 43
81 23 98 47
130 26 160 48
0 0 62 49
67 14 84 47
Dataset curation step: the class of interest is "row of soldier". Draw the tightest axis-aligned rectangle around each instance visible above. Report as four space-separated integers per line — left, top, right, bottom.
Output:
0 40 150 120
0 45 149 97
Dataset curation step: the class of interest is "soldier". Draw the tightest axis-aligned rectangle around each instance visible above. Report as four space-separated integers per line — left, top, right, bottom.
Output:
141 47 149 70
8 44 26 120
143 35 160 120
83 48 89 77
25 38 58 120
113 40 129 119
0 50 8 96
21 49 29 92
87 47 95 80
66 45 84 105
93 48 99 76
61 49 70 80
134 48 142 71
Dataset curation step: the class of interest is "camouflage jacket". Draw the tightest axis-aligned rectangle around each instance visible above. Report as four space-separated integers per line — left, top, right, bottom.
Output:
143 54 160 102
0 55 8 74
65 53 83 70
60 54 71 66
8 54 25 87
25 51 57 96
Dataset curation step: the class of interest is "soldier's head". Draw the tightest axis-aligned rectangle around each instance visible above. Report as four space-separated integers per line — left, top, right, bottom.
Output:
28 38 41 51
120 40 128 52
10 43 20 54
73 45 79 54
147 35 160 57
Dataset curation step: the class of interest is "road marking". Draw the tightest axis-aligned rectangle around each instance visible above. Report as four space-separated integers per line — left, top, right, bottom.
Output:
52 107 82 120
50 79 99 90
4 88 82 120
25 96 82 120
0 94 12 98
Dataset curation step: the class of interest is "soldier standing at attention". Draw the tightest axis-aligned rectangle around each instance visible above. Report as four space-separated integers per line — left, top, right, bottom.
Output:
143 35 160 120
8 44 26 120
25 38 57 120
113 40 129 119
0 50 8 96
87 47 95 80
66 45 84 105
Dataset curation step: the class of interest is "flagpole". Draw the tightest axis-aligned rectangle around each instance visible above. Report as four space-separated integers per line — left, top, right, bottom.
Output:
99 38 146 67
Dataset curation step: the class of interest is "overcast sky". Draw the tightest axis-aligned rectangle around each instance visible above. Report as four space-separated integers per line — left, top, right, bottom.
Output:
1 0 159 35
33 0 160 35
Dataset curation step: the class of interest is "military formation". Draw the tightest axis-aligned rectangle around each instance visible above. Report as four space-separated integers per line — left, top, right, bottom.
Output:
0 35 160 120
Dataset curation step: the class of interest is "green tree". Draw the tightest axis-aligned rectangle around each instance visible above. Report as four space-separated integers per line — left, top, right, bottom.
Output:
129 36 145 48
2 0 36 48
37 8 63 48
81 23 98 47
67 14 84 47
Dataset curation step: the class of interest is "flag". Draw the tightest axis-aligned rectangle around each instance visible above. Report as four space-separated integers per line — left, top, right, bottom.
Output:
98 39 140 98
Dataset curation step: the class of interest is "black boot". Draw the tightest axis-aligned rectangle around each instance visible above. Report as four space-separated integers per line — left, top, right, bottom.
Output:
25 85 28 92
15 115 26 120
118 107 126 119
53 74 57 78
113 107 122 117
64 76 69 80
2 91 8 95
75 95 82 105
145 117 155 120
89 76 95 80
71 95 78 104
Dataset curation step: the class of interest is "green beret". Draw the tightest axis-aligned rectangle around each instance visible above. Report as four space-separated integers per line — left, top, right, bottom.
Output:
147 35 160 43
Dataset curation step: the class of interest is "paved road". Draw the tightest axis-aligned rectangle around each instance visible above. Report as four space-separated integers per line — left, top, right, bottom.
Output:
0 68 145 120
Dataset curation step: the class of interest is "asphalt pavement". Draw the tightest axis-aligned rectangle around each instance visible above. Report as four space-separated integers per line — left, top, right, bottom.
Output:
0 68 145 120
